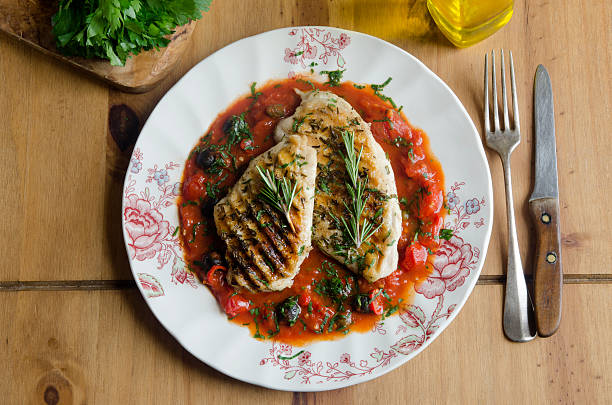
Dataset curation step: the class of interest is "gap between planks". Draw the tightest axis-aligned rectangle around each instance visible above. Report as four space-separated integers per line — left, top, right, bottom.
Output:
0 275 610 291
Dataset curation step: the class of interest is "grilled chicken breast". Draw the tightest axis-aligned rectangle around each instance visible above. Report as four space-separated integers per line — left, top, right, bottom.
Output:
214 135 317 292
275 90 402 282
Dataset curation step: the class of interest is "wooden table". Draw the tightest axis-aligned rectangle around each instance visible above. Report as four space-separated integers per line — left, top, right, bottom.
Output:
1 1 610 403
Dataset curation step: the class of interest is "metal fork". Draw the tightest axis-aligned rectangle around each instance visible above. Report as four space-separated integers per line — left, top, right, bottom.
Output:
484 50 535 342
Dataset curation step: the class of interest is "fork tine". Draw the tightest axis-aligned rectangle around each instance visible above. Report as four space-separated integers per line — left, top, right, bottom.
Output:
484 53 490 134
509 50 520 131
491 51 500 132
500 49 510 131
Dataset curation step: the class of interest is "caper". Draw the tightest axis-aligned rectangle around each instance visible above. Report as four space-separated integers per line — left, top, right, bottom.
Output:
335 310 352 329
265 104 287 118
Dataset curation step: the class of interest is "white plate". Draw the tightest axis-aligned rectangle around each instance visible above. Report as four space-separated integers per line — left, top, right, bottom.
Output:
122 26 493 391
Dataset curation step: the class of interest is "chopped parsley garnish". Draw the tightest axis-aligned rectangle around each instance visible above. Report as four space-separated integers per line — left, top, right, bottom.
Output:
313 261 352 310
249 308 265 339
292 113 312 132
373 116 394 130
439 228 454 240
188 220 207 243
222 113 252 151
248 82 262 103
206 173 227 199
371 77 399 109
321 69 345 86
353 83 366 89
172 226 179 237
388 136 412 148
278 350 305 360
296 78 315 90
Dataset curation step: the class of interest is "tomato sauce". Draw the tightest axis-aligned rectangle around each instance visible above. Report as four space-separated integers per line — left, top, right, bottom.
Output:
178 77 446 345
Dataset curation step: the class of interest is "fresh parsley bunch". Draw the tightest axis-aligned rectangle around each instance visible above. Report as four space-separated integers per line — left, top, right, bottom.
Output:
52 0 212 66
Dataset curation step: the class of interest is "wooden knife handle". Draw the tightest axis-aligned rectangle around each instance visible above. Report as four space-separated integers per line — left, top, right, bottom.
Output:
529 198 563 337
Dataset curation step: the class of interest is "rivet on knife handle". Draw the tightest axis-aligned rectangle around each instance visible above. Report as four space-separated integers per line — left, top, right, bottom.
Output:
530 198 562 336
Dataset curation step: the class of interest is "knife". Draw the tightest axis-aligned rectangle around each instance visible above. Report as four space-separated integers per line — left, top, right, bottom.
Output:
530 65 562 337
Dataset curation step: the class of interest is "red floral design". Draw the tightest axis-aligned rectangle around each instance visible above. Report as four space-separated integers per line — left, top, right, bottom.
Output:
170 257 199 289
124 194 171 261
298 351 311 366
138 273 165 298
415 235 477 299
337 33 350 49
123 153 198 293
284 28 350 68
284 48 298 64
260 343 397 383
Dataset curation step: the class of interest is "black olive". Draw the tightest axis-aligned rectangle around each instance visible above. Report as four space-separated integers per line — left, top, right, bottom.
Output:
223 115 249 137
353 294 372 313
195 149 215 169
277 296 301 326
196 251 224 271
222 117 233 135
200 198 217 216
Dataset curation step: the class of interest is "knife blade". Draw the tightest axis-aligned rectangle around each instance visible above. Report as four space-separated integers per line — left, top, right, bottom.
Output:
529 65 563 337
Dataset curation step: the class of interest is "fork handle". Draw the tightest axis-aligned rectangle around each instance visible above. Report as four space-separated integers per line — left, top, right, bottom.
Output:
501 156 535 342
529 197 563 337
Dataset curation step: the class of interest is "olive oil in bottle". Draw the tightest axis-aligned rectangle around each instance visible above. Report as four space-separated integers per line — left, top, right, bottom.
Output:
427 0 513 47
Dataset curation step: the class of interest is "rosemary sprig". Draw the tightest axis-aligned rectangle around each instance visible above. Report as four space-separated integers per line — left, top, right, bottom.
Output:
338 131 382 248
256 166 301 233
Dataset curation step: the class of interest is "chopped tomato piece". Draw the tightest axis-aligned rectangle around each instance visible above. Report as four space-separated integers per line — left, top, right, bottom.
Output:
402 160 433 182
206 265 227 285
239 138 253 150
402 242 428 271
182 173 207 201
369 289 384 315
420 214 444 250
224 294 251 317
298 293 311 307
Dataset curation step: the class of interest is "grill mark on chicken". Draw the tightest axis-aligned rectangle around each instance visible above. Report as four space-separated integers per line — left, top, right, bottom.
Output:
226 256 258 290
223 198 280 287
223 233 268 290
214 135 317 292
259 202 296 247
244 203 289 276
246 201 291 257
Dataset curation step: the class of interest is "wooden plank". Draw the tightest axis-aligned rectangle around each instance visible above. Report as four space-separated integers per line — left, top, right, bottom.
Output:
0 0 199 92
0 37 110 281
0 285 610 403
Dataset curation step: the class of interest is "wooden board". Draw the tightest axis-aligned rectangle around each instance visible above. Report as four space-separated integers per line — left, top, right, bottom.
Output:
0 0 198 93
1 285 610 403
1 0 609 281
